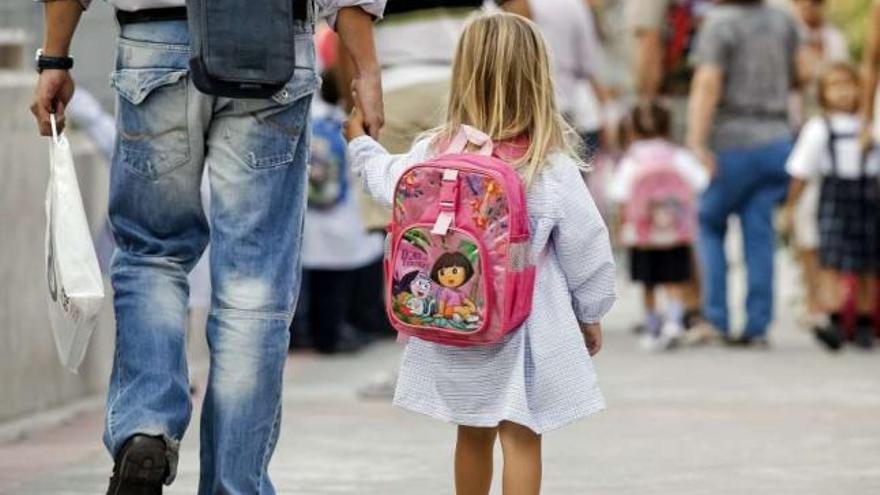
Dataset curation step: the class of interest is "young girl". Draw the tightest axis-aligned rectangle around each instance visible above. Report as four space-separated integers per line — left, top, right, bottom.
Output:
345 13 616 495
783 63 880 350
610 102 708 350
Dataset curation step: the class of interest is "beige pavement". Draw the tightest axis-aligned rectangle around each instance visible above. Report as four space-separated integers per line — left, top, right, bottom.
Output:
2 256 880 494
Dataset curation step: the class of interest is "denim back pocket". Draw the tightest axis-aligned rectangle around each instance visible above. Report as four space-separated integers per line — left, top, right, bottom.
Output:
226 67 318 171
111 68 190 180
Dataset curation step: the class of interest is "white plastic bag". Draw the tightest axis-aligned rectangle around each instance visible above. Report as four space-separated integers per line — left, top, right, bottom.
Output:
45 114 105 373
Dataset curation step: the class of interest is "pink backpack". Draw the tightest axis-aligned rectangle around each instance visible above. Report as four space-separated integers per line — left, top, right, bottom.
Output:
624 142 696 248
385 126 536 347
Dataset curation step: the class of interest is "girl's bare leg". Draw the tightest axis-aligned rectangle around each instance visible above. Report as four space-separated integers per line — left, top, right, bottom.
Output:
800 249 823 315
857 276 877 314
456 426 497 495
498 421 542 495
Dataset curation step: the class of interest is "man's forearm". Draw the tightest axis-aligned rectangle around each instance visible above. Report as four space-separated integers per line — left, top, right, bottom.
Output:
686 66 722 150
42 0 84 57
335 7 380 77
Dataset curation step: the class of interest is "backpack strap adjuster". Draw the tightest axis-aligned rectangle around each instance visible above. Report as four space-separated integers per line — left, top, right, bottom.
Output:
433 169 459 235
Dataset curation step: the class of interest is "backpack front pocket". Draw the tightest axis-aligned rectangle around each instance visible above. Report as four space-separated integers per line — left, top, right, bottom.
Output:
388 225 491 336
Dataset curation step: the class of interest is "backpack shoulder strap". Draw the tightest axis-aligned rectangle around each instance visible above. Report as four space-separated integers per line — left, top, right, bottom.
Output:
823 116 839 177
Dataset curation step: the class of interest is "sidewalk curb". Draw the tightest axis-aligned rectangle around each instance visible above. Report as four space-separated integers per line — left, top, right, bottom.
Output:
0 396 104 444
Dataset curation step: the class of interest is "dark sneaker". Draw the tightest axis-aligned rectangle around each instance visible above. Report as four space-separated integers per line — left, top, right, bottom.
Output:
814 325 844 352
725 334 770 349
853 325 875 350
106 435 168 495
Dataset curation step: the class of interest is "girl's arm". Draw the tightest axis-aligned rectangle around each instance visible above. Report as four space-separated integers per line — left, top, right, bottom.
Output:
780 118 824 236
345 109 432 206
552 162 617 325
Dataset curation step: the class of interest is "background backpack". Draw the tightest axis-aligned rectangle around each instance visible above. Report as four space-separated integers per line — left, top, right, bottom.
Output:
663 0 711 95
623 142 696 248
385 126 536 347
308 114 348 210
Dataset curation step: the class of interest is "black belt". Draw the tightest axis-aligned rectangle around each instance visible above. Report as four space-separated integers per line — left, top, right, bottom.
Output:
116 2 309 25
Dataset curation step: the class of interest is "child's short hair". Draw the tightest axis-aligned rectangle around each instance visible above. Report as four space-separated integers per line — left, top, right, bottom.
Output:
818 62 861 112
630 102 671 139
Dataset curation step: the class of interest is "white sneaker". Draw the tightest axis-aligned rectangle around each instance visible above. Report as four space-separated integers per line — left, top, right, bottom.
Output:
640 334 665 352
357 371 398 401
683 321 724 347
661 321 685 350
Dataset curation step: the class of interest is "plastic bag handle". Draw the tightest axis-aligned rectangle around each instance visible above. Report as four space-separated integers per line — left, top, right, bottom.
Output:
443 125 493 156
50 113 61 147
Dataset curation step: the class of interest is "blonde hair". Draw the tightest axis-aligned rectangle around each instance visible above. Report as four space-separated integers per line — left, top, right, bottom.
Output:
430 12 582 187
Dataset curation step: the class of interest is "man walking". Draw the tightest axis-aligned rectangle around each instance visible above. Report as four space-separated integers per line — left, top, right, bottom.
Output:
31 1 385 493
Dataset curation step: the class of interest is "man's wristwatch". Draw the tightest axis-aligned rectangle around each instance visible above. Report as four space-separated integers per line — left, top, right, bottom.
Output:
35 49 74 73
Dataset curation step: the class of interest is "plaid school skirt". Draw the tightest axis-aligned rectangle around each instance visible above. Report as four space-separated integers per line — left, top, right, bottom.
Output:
817 176 880 274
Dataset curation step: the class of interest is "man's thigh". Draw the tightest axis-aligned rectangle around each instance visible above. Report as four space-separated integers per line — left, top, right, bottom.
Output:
109 21 209 264
205 73 318 313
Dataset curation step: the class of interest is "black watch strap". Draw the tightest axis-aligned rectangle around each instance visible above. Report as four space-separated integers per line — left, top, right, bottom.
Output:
36 49 74 73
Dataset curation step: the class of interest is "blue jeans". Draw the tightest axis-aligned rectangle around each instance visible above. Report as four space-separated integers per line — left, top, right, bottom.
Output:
103 19 317 494
698 139 792 336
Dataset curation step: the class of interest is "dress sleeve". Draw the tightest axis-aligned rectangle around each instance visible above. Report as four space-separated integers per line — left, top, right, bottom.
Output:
36 0 91 10
551 160 617 324
690 14 730 70
348 136 432 207
626 0 671 33
317 0 386 27
786 118 826 179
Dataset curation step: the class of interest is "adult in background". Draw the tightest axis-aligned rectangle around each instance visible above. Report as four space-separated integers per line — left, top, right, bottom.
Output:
627 0 713 140
626 0 712 332
500 0 608 159
30 0 385 493
687 0 806 346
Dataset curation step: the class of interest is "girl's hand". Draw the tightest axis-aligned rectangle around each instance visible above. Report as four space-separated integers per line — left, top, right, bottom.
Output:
344 107 367 142
779 206 795 241
581 323 603 356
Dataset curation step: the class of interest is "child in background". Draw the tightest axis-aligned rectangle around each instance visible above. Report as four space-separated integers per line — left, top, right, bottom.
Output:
782 63 879 351
610 102 709 350
345 13 616 495
295 69 384 354
789 0 850 326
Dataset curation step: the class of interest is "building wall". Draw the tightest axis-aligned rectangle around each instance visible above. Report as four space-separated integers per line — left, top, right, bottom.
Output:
0 72 116 423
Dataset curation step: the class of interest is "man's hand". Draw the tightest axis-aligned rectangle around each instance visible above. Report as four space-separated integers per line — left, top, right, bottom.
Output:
344 107 367 142
581 322 603 356
335 6 384 139
31 69 75 136
351 71 384 139
32 0 84 136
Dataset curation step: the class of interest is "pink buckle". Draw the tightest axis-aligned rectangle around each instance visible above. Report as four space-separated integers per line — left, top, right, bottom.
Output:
439 169 459 211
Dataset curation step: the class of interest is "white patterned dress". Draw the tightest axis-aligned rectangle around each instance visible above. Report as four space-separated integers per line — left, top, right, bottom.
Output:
349 136 617 434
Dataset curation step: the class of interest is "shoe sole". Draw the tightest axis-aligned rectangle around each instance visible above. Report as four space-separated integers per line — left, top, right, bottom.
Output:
108 442 166 495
